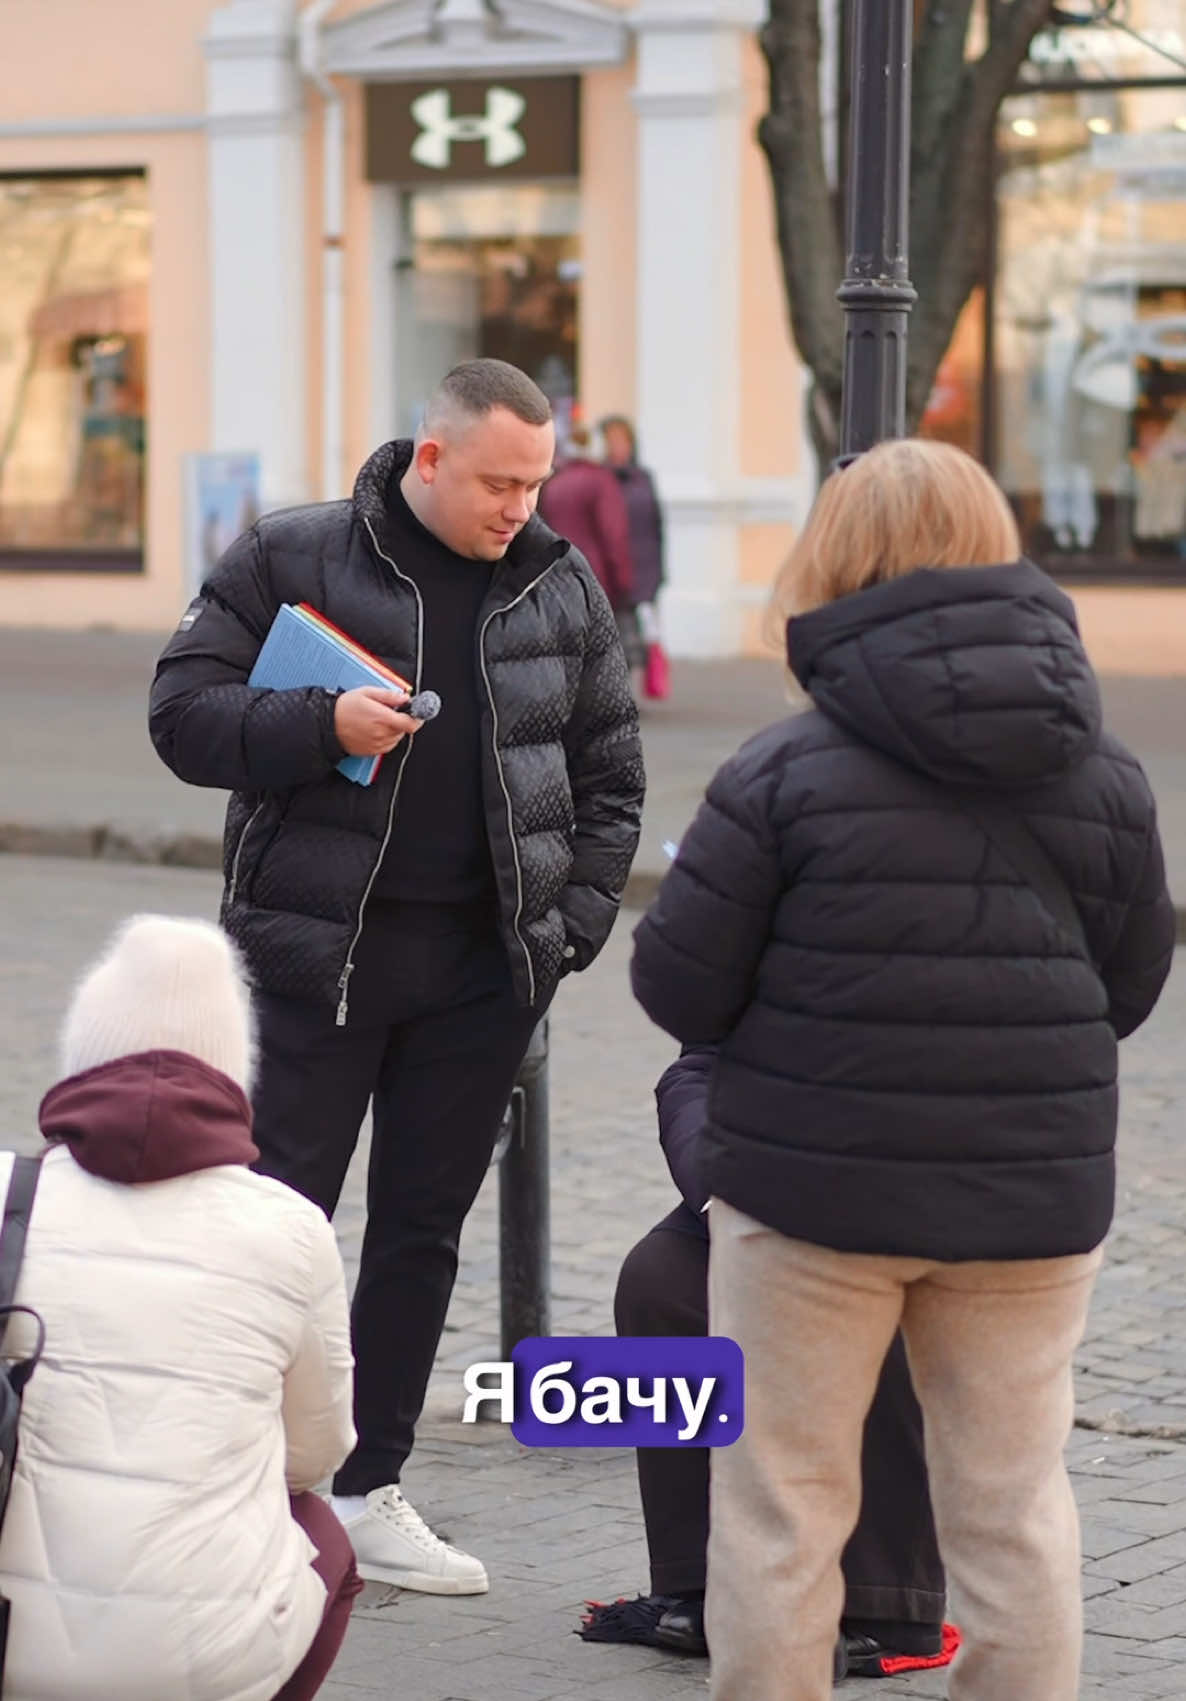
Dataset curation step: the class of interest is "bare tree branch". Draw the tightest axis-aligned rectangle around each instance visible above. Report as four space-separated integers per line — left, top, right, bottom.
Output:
966 0 1054 140
905 0 1053 422
757 0 845 398
913 0 977 164
989 0 1039 45
989 0 1011 41
760 0 1056 462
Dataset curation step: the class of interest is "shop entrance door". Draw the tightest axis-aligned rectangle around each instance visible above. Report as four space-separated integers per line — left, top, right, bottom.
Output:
394 184 581 439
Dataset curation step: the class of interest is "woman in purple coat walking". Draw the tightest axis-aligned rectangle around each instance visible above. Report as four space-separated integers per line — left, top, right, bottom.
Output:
600 415 665 608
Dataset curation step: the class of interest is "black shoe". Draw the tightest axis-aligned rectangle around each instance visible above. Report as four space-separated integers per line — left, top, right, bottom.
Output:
579 1598 855 1676
578 1592 708 1657
654 1596 708 1655
843 1621 960 1678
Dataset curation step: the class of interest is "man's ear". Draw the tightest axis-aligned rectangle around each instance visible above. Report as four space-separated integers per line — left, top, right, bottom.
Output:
414 438 442 485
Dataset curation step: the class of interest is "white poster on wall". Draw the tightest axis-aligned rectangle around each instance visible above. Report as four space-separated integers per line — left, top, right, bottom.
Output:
183 451 261 599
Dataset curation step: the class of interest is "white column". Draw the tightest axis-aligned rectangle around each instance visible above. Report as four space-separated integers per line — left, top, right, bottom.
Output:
632 0 762 657
366 184 401 454
205 0 308 510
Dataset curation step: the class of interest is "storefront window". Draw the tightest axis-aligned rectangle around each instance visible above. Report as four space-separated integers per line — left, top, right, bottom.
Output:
395 184 580 440
1018 5 1186 91
993 85 1186 576
0 172 149 568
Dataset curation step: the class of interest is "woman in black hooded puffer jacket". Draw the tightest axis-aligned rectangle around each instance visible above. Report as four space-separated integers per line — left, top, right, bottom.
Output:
630 440 1176 1701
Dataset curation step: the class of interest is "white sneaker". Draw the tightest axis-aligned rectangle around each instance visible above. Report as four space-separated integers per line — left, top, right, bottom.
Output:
341 1485 489 1595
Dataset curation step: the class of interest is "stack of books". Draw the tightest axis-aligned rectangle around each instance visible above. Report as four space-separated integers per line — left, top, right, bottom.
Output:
248 602 412 785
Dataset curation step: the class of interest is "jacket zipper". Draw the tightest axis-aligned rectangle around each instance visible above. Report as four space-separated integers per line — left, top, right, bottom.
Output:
226 801 266 908
478 562 558 1007
334 518 424 1026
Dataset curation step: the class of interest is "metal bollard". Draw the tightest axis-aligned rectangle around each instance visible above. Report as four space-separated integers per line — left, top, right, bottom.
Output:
498 1017 551 1360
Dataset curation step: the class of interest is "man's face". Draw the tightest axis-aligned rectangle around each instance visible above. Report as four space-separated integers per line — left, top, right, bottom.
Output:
415 407 555 562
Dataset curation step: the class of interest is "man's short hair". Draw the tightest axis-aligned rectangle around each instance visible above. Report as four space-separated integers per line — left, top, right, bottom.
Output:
424 359 552 437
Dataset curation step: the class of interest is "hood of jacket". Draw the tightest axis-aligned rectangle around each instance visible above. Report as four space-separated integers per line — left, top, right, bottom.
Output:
787 559 1102 789
351 437 568 586
39 1050 258 1184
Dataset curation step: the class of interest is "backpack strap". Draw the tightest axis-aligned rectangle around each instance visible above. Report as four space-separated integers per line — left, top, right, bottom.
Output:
956 794 1090 962
0 1158 43 1355
0 1158 45 1683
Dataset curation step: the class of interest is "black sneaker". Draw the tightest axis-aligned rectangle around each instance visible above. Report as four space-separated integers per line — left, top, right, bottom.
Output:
578 1593 707 1656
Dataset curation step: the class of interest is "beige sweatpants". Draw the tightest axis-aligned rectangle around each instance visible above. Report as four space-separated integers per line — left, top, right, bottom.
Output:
706 1200 1102 1701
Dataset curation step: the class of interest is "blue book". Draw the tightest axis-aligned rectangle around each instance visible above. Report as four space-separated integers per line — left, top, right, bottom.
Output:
248 603 411 785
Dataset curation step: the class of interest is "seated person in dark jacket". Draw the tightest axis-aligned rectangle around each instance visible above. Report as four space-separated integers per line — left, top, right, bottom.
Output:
580 1045 958 1679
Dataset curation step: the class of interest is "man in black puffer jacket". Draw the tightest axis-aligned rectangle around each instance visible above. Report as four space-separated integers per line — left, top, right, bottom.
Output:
150 360 643 1593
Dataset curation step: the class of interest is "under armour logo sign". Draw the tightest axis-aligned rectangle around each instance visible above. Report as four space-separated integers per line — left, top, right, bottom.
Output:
410 87 527 170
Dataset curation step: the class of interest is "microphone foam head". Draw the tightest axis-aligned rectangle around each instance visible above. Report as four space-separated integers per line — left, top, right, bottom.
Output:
407 689 441 722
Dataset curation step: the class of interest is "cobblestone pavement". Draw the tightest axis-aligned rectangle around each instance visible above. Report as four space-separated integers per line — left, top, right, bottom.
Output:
1 627 1184 922
2 856 1185 1698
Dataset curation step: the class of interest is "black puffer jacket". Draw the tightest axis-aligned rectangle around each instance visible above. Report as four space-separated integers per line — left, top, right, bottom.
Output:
150 441 644 1014
631 561 1176 1262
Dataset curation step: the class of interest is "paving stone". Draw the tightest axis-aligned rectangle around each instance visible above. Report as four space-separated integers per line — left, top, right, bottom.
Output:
1088 1499 1186 1538
1081 1522 1161 1560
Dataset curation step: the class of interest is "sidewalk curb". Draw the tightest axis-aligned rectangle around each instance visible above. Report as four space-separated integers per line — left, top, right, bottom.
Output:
0 819 665 905
2 820 1184 938
0 820 222 871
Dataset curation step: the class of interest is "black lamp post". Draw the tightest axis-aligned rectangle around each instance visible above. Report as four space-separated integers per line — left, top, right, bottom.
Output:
837 0 917 457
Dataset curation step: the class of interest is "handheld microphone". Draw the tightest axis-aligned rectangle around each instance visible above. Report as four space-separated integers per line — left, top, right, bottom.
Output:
406 689 442 722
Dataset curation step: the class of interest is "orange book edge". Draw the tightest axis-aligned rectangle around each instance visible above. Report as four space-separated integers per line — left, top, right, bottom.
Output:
295 603 412 693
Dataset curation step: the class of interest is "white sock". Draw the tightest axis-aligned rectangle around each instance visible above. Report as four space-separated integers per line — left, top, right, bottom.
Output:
329 1493 367 1522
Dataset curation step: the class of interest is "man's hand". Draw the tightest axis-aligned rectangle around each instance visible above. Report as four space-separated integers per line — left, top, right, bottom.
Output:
334 687 423 756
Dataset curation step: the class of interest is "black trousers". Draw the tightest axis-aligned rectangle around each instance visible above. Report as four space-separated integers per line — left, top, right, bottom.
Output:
615 1219 946 1624
252 900 545 1495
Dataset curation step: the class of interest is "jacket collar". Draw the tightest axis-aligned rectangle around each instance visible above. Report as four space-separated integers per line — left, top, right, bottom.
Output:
40 1051 258 1184
352 438 568 597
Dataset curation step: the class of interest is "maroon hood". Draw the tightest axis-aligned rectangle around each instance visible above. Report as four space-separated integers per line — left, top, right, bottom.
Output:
39 1050 258 1184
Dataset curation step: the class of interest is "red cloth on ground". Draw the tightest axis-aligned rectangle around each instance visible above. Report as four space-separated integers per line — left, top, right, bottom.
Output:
873 1621 961 1676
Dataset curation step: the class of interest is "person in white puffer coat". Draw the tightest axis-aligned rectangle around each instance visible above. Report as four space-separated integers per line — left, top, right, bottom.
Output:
0 914 359 1701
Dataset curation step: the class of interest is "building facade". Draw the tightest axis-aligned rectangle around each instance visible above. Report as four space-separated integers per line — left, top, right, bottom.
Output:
0 0 1184 658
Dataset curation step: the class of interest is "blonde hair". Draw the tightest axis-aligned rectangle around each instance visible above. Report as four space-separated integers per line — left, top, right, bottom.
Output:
767 439 1021 638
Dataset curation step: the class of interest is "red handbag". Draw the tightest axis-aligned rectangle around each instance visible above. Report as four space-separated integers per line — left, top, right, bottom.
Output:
643 641 671 701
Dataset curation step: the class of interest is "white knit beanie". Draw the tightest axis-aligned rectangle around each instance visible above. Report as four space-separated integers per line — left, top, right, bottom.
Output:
58 914 256 1093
